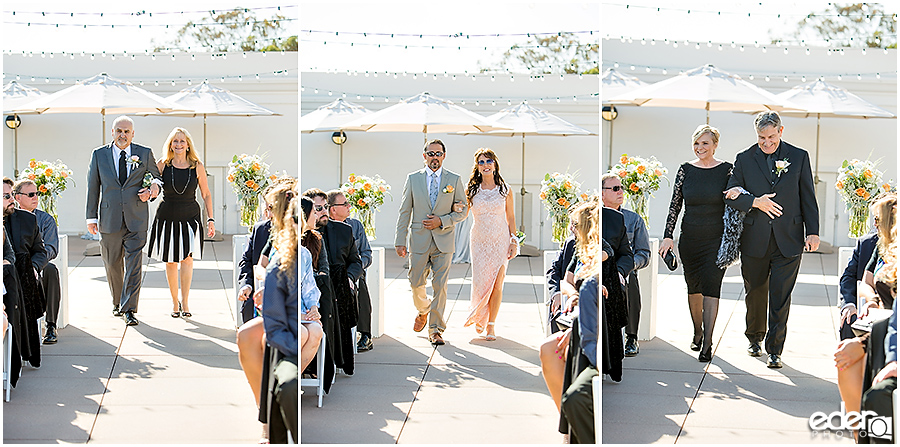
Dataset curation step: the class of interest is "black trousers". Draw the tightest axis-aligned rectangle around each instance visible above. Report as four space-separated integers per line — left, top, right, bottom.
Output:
561 365 598 444
740 235 802 355
625 271 640 337
41 262 61 326
861 377 896 443
357 271 371 335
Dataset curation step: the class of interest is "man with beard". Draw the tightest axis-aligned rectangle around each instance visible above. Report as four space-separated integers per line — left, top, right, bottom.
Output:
303 188 362 375
14 179 61 344
3 177 48 367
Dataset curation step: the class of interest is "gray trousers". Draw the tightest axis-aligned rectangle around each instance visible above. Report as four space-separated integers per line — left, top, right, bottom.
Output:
41 262 61 326
100 218 146 313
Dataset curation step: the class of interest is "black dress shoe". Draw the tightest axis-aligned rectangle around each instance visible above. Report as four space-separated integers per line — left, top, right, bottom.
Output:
747 342 762 357
43 324 58 345
698 347 712 362
123 311 139 326
624 335 639 357
766 354 782 368
690 335 703 352
113 307 123 317
357 334 373 352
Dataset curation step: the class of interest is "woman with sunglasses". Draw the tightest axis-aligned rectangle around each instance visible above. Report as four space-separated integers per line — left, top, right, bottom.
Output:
659 124 732 362
463 149 517 341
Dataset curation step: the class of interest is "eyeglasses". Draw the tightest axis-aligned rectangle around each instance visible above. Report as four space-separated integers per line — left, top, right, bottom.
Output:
330 202 350 208
425 151 444 157
602 186 624 192
477 159 495 165
2 194 11 200
314 205 327 212
15 191 38 198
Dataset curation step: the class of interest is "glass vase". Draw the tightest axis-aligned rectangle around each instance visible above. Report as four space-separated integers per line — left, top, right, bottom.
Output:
239 195 260 231
356 207 376 240
551 213 569 247
628 191 651 229
848 205 869 238
39 194 58 225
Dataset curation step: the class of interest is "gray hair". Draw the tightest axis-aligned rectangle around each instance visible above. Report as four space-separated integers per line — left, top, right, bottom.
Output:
754 111 782 132
691 124 720 145
601 173 620 187
111 115 134 128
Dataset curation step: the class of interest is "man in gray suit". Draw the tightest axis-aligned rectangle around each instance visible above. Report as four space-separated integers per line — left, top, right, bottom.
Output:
86 116 162 326
395 140 468 346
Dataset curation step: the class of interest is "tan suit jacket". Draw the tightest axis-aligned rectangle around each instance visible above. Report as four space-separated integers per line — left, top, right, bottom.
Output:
394 168 468 254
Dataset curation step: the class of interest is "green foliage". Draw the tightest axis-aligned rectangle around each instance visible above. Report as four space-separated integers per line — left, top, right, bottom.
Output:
481 32 599 74
153 8 297 52
776 3 897 48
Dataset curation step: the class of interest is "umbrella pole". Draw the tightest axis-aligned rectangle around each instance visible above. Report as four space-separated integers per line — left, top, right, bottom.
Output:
520 134 526 233
102 111 106 145
203 114 208 167
706 106 710 125
339 140 344 188
13 113 18 177
607 118 614 171
814 114 821 191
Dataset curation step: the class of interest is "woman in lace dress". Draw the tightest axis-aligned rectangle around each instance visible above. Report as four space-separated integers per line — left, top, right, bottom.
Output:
659 125 732 362
464 149 517 341
148 128 215 318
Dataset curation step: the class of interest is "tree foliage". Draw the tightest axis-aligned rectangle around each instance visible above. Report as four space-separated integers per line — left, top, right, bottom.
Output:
153 8 297 52
778 3 897 48
481 32 599 74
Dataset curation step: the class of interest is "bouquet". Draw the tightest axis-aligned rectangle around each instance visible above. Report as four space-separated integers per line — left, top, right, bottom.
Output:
18 159 74 224
227 152 273 229
611 154 668 228
341 173 392 240
540 171 584 245
836 157 889 238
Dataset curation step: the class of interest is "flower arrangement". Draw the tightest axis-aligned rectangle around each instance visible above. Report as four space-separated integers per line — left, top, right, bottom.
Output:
836 157 888 238
227 152 272 229
611 154 669 228
540 171 583 245
341 173 392 239
18 159 74 224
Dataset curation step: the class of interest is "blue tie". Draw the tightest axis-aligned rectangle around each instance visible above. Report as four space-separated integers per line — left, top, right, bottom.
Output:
429 172 438 208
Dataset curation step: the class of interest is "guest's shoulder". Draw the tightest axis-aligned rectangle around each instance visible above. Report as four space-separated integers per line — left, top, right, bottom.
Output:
781 140 808 156
602 206 625 223
443 169 461 179
33 208 54 223
12 208 37 224
132 142 153 152
346 217 364 231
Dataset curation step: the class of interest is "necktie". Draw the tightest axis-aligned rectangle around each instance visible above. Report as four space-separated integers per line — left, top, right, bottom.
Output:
118 150 127 185
429 172 438 208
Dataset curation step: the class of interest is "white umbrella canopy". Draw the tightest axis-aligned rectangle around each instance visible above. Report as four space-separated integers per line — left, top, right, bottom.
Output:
343 92 510 143
300 98 374 183
3 81 49 175
610 64 800 123
12 72 192 144
601 68 650 169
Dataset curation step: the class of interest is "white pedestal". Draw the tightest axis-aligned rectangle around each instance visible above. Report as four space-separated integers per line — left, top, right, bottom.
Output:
838 247 854 280
233 234 250 329
50 235 69 329
637 238 659 341
368 247 386 338
543 250 559 336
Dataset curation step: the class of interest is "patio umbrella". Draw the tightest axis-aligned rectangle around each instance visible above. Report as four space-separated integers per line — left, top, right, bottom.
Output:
300 98 374 183
458 102 595 233
343 92 509 144
3 81 47 176
610 64 798 124
744 79 895 188
160 81 280 166
602 68 649 170
13 72 191 145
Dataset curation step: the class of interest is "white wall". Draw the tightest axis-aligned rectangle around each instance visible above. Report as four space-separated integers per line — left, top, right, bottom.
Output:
3 52 298 235
602 40 897 247
300 72 601 249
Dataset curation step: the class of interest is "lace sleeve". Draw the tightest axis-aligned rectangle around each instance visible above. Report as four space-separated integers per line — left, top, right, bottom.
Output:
664 165 686 240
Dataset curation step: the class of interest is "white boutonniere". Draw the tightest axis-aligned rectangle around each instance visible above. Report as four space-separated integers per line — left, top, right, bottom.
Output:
774 158 790 177
126 154 141 170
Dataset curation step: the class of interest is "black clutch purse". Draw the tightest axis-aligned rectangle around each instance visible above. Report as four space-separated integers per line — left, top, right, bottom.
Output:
661 249 678 271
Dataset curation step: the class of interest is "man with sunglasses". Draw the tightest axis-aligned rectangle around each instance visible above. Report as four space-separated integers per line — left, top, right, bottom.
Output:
327 189 374 352
14 179 61 344
601 173 650 357
394 139 468 346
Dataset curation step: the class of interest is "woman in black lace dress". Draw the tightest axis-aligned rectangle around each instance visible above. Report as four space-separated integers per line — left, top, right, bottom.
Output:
659 125 732 362
148 128 215 318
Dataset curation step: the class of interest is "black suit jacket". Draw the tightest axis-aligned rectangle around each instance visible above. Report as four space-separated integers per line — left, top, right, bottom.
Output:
546 237 577 302
238 220 272 292
602 207 634 279
725 140 819 258
4 210 48 273
840 232 878 308
320 219 363 283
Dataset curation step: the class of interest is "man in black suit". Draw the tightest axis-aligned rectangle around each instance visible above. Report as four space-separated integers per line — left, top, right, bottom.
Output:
237 194 274 326
839 232 878 340
601 205 633 383
724 111 820 368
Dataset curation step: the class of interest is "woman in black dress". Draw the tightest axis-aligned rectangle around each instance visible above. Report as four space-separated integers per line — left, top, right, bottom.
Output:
659 125 732 362
148 127 215 318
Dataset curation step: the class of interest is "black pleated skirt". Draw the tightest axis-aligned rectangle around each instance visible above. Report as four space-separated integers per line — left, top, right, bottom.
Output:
148 199 203 262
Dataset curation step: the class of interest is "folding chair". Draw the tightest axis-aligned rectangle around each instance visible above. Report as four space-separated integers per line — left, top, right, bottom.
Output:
3 322 12 402
300 332 326 407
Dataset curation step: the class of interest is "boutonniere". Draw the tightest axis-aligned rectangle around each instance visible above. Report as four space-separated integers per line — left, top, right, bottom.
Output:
774 158 790 177
442 185 454 194
126 155 141 169
142 172 154 188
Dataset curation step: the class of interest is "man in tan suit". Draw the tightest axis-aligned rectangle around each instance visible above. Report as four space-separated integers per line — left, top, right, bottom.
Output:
395 140 468 346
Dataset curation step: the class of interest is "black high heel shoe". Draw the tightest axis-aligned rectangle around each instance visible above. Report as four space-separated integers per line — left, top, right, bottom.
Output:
171 303 182 318
698 346 713 362
690 335 703 352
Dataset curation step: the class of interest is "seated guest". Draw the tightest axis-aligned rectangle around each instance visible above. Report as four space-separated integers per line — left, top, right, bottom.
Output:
262 185 299 443
237 184 276 325
2 225 26 387
546 230 576 334
301 208 323 371
858 193 896 317
861 232 896 444
13 179 61 344
839 231 878 339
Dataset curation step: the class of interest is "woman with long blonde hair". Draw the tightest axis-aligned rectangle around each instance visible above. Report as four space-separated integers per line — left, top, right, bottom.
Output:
148 127 215 318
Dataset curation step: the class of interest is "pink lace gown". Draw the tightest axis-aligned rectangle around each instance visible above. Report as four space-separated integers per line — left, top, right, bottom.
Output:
465 185 510 329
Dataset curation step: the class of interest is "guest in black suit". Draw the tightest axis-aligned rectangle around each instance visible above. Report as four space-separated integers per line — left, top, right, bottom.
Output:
839 232 878 340
2 222 27 386
3 177 48 368
724 111 820 368
601 205 633 382
237 198 274 325
546 235 576 334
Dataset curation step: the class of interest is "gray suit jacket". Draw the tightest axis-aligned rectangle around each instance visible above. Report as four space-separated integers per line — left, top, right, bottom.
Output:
86 142 162 234
394 168 468 254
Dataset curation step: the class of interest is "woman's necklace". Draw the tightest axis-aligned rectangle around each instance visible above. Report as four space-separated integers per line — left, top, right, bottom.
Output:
170 164 191 195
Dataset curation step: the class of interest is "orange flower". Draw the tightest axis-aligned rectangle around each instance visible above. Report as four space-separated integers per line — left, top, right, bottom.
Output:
620 155 628 164
835 181 844 189
269 175 277 181
29 160 37 169
540 192 547 200
630 183 640 192
563 181 572 190
348 174 356 183
28 174 35 180
61 171 68 178
883 183 891 191
636 165 646 174
864 169 873 179
379 186 386 192
580 193 588 201
654 169 662 176
44 168 53 176
348 188 356 195
445 185 454 193
864 192 871 200
363 183 372 191
855 187 866 197
228 174 235 183
557 198 567 206
246 180 256 189
618 170 627 178
252 162 261 171
357 199 366 207
39 184 48 193
627 157 635 164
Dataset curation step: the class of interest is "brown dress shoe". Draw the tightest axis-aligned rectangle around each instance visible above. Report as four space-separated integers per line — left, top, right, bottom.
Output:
413 313 427 332
429 333 445 346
